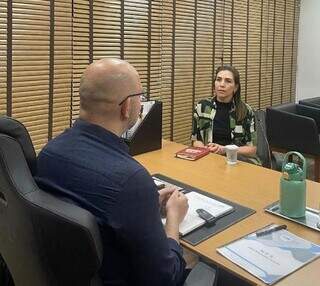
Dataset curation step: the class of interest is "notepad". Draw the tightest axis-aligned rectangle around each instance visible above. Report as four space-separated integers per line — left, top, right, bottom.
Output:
154 177 234 236
179 192 234 235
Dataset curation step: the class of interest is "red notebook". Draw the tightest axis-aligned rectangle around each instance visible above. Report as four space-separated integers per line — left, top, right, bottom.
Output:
175 146 210 161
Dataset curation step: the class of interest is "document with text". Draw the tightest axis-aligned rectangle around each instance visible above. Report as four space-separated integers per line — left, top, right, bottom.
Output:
217 224 320 285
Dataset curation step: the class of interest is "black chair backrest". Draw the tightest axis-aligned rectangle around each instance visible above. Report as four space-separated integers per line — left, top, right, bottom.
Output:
266 103 320 155
0 116 37 175
0 116 103 286
299 97 320 109
297 104 320 133
254 110 272 168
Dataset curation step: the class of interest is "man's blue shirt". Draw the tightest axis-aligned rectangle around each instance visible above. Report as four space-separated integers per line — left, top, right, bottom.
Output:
35 119 186 286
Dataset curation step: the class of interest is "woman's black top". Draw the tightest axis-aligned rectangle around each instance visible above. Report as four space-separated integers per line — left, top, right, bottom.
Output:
212 100 233 146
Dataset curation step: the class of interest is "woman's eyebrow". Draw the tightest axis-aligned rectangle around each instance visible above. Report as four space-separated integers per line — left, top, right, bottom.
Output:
217 76 233 81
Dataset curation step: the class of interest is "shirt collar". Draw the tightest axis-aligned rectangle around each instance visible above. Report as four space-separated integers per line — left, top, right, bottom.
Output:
73 119 129 153
212 97 236 114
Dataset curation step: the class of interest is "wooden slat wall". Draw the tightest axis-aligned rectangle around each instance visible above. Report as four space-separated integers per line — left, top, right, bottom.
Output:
282 1 294 104
291 1 300 101
173 0 195 145
53 1 72 137
0 1 7 114
149 0 161 100
124 0 149 89
214 0 224 69
160 0 174 139
72 0 90 121
272 0 285 106
0 0 301 149
222 0 232 65
246 0 261 108
11 0 50 150
260 0 272 109
0 0 72 151
194 0 214 104
232 0 248 102
93 0 121 60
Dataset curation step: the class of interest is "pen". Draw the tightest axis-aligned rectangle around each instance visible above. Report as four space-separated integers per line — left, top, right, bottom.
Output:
255 224 287 237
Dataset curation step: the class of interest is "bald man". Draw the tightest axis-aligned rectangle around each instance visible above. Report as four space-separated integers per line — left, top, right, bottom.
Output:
35 59 189 286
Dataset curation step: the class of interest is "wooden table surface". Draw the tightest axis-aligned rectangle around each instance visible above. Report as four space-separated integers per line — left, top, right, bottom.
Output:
135 140 320 286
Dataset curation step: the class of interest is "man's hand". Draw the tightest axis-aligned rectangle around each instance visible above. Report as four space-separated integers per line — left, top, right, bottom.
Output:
166 190 189 225
158 186 176 206
164 190 189 242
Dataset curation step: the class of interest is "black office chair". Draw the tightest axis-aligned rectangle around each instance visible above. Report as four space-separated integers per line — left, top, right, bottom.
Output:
299 97 320 109
254 110 284 170
184 262 216 286
0 116 103 286
266 103 320 181
254 110 272 168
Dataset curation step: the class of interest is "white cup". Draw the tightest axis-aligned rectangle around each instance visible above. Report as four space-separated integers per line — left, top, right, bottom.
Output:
225 144 239 165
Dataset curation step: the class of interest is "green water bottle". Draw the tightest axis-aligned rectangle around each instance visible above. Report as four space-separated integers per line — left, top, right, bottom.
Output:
279 151 306 218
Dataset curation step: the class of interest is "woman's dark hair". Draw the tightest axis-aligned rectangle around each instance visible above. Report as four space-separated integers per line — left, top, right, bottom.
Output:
214 65 247 122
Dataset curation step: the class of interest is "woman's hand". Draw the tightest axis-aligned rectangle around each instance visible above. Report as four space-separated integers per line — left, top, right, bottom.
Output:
206 143 225 155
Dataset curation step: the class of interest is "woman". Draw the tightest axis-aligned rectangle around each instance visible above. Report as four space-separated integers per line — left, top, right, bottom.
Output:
191 65 258 163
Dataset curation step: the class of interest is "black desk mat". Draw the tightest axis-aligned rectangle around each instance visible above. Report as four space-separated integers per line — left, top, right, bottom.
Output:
154 174 256 246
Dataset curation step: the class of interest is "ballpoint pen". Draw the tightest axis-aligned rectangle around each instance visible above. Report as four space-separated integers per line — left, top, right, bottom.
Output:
255 224 287 237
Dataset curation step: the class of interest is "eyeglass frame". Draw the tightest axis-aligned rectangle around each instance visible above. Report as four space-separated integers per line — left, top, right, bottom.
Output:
118 91 148 106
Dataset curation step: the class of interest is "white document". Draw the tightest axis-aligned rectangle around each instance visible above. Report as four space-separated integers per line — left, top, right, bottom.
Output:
217 225 320 285
122 101 155 139
179 192 234 235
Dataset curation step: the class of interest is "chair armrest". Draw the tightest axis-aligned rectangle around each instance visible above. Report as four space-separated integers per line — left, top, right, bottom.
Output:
297 104 320 133
184 262 216 286
266 106 320 155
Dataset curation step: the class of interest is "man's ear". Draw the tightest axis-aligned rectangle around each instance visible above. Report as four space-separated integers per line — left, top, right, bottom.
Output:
120 98 130 120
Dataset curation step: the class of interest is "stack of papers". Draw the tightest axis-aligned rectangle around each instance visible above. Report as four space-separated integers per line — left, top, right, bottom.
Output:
122 101 155 139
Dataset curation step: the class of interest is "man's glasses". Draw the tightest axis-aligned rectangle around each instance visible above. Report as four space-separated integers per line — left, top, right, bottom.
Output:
118 91 148 106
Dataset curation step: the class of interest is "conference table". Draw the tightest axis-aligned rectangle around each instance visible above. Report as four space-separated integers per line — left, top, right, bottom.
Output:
135 140 320 286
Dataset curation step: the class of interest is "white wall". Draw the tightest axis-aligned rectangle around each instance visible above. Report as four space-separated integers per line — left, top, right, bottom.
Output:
296 0 320 101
